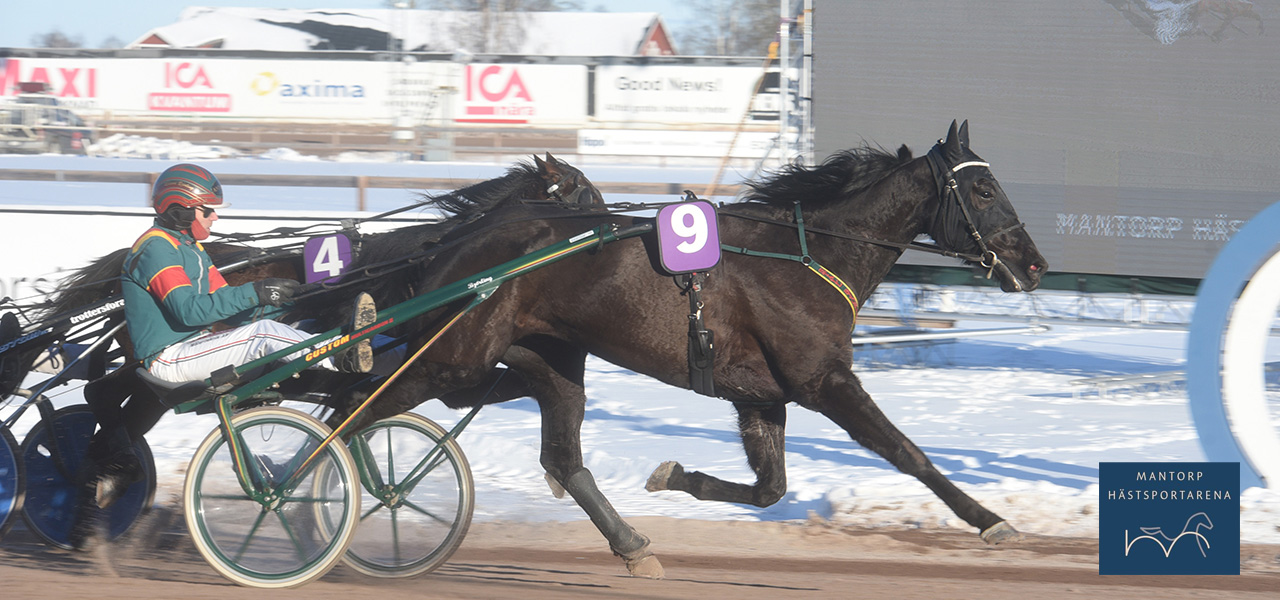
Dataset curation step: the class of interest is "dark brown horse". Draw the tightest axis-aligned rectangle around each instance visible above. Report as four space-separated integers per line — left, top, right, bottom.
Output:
16 154 601 499
312 121 1048 578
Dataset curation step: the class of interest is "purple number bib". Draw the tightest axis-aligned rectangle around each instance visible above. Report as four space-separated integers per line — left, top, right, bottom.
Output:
657 201 721 274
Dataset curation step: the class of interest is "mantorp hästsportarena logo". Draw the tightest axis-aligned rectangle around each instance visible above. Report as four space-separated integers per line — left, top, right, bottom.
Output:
1099 462 1239 575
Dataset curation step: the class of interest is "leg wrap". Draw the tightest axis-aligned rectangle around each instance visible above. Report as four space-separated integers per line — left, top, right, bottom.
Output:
561 467 650 559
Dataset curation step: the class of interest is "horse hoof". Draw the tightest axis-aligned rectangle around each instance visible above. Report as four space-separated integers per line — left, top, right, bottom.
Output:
980 521 1024 545
625 554 665 579
645 461 683 492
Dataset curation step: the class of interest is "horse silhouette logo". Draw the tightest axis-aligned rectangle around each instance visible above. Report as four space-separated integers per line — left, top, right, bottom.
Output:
1124 512 1214 558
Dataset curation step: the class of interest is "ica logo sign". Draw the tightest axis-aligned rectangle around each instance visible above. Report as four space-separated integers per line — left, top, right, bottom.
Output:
149 62 230 113
462 64 535 123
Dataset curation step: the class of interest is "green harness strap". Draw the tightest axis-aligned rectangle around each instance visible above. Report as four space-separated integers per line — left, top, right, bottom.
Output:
720 203 860 328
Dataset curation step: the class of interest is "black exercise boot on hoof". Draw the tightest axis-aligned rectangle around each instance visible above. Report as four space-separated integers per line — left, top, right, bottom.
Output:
336 292 376 373
93 427 143 509
69 477 106 552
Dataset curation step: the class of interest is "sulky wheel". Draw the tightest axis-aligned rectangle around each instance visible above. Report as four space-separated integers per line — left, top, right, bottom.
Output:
183 406 360 588
0 426 24 541
324 412 474 578
19 405 155 548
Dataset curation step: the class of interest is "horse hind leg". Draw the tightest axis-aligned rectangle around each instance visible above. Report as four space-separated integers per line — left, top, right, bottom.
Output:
503 341 664 578
646 401 788 508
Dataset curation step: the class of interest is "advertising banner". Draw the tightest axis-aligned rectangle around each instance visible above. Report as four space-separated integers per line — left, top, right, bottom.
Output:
2 58 587 125
457 63 587 125
0 57 108 112
577 129 777 158
593 65 764 126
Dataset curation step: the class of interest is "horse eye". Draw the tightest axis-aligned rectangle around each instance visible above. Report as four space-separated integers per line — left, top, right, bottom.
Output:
980 190 993 199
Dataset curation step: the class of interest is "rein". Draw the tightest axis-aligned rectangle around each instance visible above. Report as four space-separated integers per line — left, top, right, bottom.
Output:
0 198 441 314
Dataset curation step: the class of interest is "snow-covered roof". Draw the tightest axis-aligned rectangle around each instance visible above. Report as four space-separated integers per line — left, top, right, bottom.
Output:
128 7 675 56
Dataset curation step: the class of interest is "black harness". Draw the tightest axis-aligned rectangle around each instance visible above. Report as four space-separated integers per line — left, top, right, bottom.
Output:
680 272 716 397
544 171 591 205
924 145 1027 288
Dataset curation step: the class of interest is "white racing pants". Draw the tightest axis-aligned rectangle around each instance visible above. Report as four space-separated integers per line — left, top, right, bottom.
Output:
147 320 337 383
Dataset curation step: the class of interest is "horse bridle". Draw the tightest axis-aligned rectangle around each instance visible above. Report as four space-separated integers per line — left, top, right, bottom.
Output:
545 170 592 205
925 145 1028 291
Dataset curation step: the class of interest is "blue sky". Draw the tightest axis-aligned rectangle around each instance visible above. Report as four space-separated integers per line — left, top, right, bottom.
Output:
2 1 694 49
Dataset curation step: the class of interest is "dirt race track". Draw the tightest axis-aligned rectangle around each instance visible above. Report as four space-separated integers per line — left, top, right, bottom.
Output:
2 506 1278 600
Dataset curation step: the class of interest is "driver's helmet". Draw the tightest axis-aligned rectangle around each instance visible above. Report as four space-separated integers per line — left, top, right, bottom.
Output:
151 164 227 214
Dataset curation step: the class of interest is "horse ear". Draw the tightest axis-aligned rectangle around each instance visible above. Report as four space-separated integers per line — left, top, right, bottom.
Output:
533 153 549 174
958 120 970 148
545 152 558 166
943 120 961 157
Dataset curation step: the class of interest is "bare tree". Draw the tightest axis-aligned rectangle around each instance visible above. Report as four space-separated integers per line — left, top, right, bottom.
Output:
29 30 83 49
676 0 778 56
384 0 583 53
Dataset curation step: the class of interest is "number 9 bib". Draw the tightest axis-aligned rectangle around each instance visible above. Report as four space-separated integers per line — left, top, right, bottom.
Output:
656 201 721 274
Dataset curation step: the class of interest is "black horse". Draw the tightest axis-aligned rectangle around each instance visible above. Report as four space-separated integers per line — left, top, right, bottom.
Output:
7 154 602 523
315 121 1047 578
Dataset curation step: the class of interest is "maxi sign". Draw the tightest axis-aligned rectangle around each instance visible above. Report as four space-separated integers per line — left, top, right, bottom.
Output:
0 58 102 109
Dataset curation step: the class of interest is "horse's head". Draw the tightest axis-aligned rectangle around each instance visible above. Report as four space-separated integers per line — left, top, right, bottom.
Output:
926 120 1047 292
534 153 603 206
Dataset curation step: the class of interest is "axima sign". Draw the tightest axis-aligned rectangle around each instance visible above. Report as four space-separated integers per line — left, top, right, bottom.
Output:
461 64 535 123
0 58 98 98
148 62 231 112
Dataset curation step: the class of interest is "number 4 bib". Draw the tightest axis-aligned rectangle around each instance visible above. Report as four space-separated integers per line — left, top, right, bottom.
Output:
303 233 353 284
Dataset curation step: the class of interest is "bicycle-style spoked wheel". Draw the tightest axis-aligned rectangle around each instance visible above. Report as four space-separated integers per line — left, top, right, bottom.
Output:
19 405 156 548
184 407 360 588
325 412 474 578
0 426 24 541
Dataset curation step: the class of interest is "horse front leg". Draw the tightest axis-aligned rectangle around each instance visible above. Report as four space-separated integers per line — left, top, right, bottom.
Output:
806 364 1022 544
502 343 664 579
645 401 788 508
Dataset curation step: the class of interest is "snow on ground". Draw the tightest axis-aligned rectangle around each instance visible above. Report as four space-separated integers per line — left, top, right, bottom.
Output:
3 139 1279 545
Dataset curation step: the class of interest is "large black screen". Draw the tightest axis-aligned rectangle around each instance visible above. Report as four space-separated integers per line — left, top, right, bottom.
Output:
814 0 1277 280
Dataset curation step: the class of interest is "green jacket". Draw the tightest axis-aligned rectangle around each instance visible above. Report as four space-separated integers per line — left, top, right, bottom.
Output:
121 222 261 364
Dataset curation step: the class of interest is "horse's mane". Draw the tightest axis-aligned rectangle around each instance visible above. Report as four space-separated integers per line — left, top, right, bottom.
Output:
741 145 913 209
425 160 546 220
296 160 560 323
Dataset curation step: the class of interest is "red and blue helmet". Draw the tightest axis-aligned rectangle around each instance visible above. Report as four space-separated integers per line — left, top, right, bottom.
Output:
151 164 227 214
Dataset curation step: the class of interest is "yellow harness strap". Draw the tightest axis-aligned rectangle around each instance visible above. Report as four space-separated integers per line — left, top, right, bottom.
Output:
805 261 859 329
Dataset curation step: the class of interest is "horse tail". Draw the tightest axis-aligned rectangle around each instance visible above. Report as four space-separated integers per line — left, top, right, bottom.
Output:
36 248 130 321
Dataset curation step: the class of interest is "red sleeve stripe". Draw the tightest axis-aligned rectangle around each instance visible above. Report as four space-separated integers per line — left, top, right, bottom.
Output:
208 266 228 290
148 265 192 301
